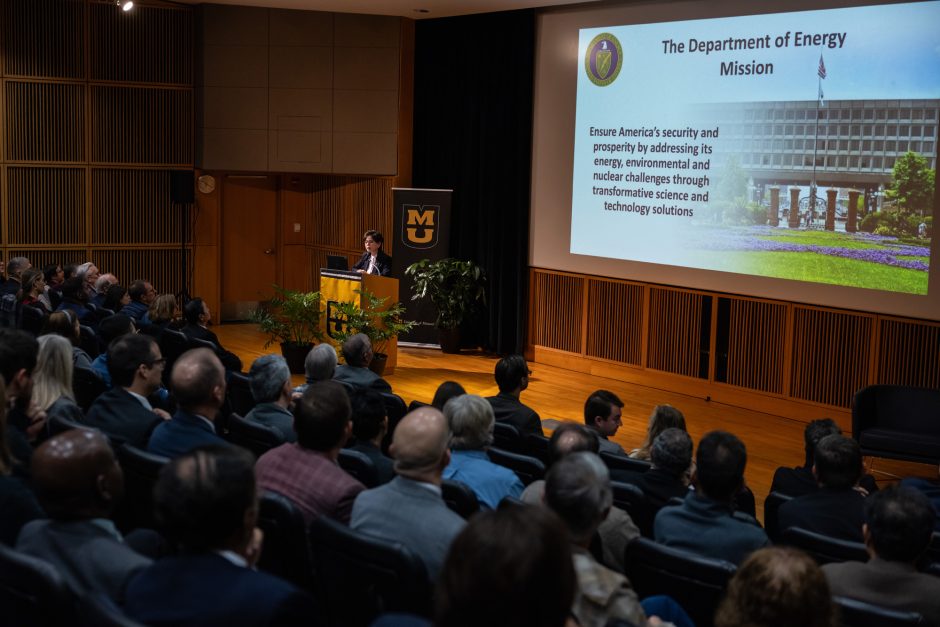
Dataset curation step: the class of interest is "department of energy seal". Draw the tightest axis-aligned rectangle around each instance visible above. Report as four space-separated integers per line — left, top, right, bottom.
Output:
584 33 623 87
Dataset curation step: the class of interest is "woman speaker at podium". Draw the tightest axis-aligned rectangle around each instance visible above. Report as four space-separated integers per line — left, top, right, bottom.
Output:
353 230 393 277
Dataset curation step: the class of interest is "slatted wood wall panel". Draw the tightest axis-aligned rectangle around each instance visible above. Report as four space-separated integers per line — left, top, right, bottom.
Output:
90 3 193 85
2 0 84 79
91 248 188 295
724 298 788 394
91 86 193 165
647 287 706 378
585 278 644 365
4 81 84 162
530 272 583 353
790 307 873 408
91 169 183 244
877 318 940 389
6 167 85 244
310 175 394 253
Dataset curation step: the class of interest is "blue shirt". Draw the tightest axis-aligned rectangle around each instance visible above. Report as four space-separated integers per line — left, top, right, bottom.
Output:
442 449 524 510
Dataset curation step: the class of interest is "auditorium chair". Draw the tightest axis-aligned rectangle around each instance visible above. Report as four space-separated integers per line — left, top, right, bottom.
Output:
225 371 256 417
600 451 652 474
78 324 101 358
441 479 480 520
338 448 380 488
0 543 73 627
780 527 869 565
257 491 314 591
492 421 524 453
308 515 431 627
19 303 45 336
624 537 736 627
46 413 95 439
525 432 551 465
852 385 940 465
406 399 428 412
72 366 108 413
487 446 546 486
158 329 189 385
113 444 170 533
380 392 408 455
834 596 924 626
186 336 217 353
610 481 654 537
225 413 284 459
762 491 793 544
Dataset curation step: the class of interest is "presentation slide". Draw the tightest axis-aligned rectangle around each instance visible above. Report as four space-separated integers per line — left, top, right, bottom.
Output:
570 1 939 296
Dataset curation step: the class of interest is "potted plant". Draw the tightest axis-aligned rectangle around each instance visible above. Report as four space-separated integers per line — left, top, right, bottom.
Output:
405 258 486 353
249 286 323 374
329 288 414 376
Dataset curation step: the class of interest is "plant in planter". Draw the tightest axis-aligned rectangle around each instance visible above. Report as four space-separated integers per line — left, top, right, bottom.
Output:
249 286 323 374
329 288 415 376
404 258 486 353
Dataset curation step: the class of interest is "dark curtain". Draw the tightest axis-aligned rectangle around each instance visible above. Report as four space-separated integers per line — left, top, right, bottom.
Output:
412 10 535 354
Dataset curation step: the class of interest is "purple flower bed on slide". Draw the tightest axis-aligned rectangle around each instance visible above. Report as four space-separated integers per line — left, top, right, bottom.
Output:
694 227 930 271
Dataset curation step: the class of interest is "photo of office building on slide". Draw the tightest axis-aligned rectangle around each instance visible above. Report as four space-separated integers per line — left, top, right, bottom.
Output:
687 98 936 294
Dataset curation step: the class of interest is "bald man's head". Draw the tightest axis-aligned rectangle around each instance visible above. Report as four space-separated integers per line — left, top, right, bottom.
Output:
32 429 122 520
390 407 451 480
171 348 226 413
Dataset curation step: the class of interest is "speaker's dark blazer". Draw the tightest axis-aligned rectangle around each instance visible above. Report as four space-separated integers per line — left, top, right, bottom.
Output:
352 250 393 277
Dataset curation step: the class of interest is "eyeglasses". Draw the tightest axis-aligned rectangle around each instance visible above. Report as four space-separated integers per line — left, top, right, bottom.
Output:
146 358 166 367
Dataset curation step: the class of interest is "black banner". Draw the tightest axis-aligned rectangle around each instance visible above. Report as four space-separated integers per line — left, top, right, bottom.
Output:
392 188 452 345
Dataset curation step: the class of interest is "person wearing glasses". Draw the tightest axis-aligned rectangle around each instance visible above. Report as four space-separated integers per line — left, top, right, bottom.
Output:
353 230 393 277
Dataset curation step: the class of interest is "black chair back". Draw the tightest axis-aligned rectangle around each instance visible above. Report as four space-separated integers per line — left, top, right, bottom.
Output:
113 444 170 533
308 515 431 627
338 448 380 488
226 413 284 459
72 367 107 413
186 336 216 351
76 595 147 627
610 481 654 537
19 304 46 336
226 371 256 417
78 325 100 358
780 527 869 565
0 543 74 627
834 595 924 626
441 479 480 520
256 491 313 591
600 451 652 473
492 421 523 453
763 491 794 543
158 329 189 385
46 412 95 438
524 432 551 466
406 399 428 413
487 446 546 486
624 537 737 627
380 392 408 455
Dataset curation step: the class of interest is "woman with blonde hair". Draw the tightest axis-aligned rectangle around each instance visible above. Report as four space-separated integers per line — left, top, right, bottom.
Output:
629 404 686 460
32 334 85 424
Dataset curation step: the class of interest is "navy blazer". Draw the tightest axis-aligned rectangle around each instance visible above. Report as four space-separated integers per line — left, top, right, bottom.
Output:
353 250 393 277
85 387 162 448
147 410 227 458
124 553 318 627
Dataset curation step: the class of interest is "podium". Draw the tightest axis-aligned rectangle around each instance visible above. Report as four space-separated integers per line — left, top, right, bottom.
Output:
319 269 399 374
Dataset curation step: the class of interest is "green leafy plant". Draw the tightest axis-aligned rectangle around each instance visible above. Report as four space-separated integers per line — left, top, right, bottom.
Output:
249 286 323 348
329 288 414 357
405 258 486 330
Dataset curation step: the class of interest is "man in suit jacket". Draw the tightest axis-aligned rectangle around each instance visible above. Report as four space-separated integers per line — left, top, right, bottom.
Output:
583 389 626 456
244 354 296 443
119 279 156 324
124 446 318 626
17 430 151 604
352 230 393 276
616 427 692 511
148 348 229 458
333 333 392 393
86 334 167 447
256 381 365 524
777 434 868 543
348 387 395 484
823 486 940 625
485 354 543 436
352 406 465 580
181 297 243 372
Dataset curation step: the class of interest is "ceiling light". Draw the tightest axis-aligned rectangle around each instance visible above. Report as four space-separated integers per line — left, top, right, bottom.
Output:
117 0 134 11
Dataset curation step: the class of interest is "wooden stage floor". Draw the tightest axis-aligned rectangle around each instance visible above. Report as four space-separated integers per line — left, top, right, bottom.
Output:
216 323 937 522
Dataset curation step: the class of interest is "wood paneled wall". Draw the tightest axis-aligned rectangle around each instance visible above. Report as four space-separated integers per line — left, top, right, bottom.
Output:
0 0 194 295
528 268 940 428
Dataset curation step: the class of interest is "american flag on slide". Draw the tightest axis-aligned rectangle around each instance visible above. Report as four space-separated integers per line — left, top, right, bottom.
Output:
817 55 827 79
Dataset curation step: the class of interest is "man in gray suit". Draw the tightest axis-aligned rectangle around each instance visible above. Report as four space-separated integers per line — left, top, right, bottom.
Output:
16 429 151 603
823 486 940 624
350 406 465 580
333 333 392 393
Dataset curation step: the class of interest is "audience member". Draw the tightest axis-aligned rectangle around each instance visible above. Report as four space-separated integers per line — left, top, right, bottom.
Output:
76 262 100 299
55 276 95 324
351 406 465 580
147 348 228 457
431 380 466 410
0 378 44 545
147 293 180 334
293 343 338 396
629 404 685 460
16 429 151 603
583 389 626 455
102 283 130 313
85 334 167 448
822 486 940 624
901 465 940 532
43 309 96 372
333 333 392 392
0 328 46 454
435 505 575 627
348 387 395 484
715 547 835 627
181 297 242 372
545 452 646 627
655 430 768 564
43 263 65 290
777 434 867 542
255 381 365 524
32 335 84 424
485 354 543 436
244 354 296 443
62 262 80 282
92 273 118 308
615 428 692 511
442 394 523 509
1 256 30 296
124 445 318 625
90 314 137 386
121 280 156 324
17 268 51 313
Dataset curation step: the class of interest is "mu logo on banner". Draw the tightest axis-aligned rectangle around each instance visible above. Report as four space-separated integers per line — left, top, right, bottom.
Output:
401 204 440 249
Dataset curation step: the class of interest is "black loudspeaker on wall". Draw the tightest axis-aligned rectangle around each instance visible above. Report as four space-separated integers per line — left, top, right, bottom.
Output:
170 170 195 204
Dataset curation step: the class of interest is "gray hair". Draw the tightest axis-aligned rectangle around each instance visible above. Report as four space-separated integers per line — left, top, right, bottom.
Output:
443 394 494 451
341 333 371 367
248 354 291 403
7 256 30 277
545 451 612 543
94 274 117 294
76 262 96 280
651 428 693 476
305 343 337 383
